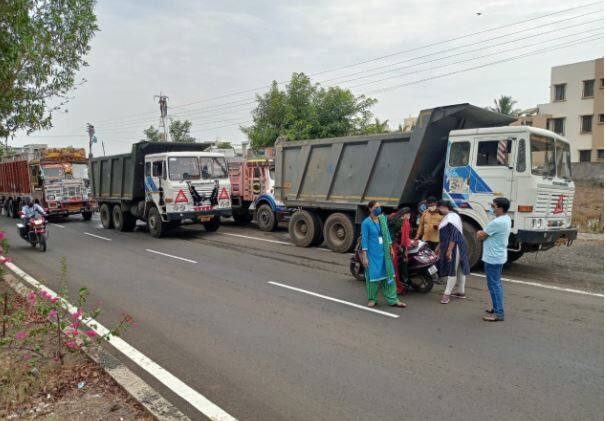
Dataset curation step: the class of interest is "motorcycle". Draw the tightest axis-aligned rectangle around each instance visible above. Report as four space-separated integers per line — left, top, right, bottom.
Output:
349 238 438 293
17 215 48 252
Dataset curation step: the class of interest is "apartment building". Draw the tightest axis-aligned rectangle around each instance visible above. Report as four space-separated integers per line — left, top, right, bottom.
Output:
538 57 604 162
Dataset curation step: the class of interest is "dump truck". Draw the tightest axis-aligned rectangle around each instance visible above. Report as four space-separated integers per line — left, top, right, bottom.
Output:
274 103 577 267
90 142 232 237
228 158 287 231
0 147 94 220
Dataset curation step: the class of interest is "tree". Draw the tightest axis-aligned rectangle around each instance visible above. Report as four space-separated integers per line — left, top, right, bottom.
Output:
169 119 195 143
215 142 233 149
488 95 520 116
359 118 390 135
142 119 195 142
242 73 384 148
0 0 99 138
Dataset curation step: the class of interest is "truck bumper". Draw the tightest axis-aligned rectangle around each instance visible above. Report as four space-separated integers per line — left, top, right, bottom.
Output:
165 209 232 221
516 229 577 245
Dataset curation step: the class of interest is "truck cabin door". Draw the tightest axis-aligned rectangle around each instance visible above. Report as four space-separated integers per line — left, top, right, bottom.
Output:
471 138 514 212
144 159 166 204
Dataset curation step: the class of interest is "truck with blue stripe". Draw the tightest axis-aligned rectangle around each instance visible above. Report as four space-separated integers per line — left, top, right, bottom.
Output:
274 103 577 267
90 142 232 238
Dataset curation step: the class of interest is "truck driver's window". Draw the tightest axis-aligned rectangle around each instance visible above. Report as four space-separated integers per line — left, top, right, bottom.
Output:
145 162 151 177
152 161 163 178
448 142 470 167
476 140 511 167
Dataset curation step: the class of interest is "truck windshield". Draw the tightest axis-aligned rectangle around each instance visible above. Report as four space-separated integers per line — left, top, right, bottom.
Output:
200 157 228 179
69 164 89 180
530 135 556 177
555 140 572 180
168 157 201 181
42 166 63 178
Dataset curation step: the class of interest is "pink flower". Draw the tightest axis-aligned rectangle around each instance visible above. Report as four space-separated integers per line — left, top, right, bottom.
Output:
0 231 6 240
50 297 59 304
0 256 12 264
48 309 58 320
39 290 51 300
70 321 81 329
70 308 83 321
27 292 37 306
15 331 27 341
65 341 79 350
84 330 97 338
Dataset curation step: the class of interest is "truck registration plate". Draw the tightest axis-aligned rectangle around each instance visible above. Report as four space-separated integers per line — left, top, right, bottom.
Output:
198 216 212 222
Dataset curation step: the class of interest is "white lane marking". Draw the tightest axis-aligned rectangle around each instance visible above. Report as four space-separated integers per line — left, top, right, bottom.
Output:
269 281 400 319
221 232 292 246
145 249 197 264
51 223 65 228
84 232 112 241
4 261 237 421
471 273 603 298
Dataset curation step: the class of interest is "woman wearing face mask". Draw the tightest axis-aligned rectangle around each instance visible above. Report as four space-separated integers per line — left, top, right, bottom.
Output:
414 196 442 250
435 200 470 304
361 201 407 308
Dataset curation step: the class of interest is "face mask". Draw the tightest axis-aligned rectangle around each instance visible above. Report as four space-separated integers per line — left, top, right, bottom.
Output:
372 207 382 216
428 205 437 212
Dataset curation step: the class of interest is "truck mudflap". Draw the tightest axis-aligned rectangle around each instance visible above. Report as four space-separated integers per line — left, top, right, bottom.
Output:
517 229 577 245
165 209 232 221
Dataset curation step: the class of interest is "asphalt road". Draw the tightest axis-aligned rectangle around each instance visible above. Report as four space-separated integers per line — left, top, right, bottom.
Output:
0 215 603 421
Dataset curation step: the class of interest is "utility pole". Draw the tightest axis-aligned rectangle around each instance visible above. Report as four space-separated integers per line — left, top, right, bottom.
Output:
86 123 95 158
154 94 170 142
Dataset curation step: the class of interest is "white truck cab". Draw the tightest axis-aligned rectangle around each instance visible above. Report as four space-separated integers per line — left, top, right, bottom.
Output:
444 125 576 265
144 151 231 224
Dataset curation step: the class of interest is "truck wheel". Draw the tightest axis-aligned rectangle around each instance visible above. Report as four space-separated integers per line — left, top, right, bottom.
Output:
233 212 253 225
113 205 135 232
323 213 356 253
99 204 113 229
82 211 93 221
506 250 525 264
256 204 278 232
462 221 482 269
203 216 221 232
289 210 322 247
147 207 166 238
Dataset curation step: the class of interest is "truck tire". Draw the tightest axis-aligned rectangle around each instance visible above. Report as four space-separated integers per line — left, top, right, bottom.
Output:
233 212 252 225
323 213 356 253
147 207 166 238
112 205 135 232
256 204 278 232
462 220 482 269
289 210 322 247
506 250 525 264
99 203 113 229
203 216 221 232
81 211 93 221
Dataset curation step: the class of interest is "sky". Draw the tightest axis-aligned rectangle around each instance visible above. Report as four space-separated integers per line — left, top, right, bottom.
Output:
11 0 604 155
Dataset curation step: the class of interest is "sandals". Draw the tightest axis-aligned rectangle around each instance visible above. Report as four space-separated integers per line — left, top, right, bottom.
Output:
485 309 494 314
390 301 407 308
367 301 376 308
483 314 504 322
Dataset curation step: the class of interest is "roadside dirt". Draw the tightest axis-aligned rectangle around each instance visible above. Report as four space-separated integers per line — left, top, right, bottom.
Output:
0 280 153 421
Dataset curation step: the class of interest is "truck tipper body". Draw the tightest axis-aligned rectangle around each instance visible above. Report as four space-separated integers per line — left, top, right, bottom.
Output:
274 103 577 266
0 147 94 220
90 142 231 237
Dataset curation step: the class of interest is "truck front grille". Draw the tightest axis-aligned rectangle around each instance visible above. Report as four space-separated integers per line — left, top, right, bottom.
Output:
534 189 573 216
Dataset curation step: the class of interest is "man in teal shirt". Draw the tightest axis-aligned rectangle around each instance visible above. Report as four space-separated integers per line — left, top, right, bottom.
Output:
477 197 511 322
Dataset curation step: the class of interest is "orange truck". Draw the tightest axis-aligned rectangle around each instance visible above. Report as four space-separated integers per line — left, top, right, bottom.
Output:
0 147 94 220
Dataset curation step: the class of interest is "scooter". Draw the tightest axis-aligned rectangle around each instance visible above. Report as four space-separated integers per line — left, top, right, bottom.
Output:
17 215 48 252
349 238 438 293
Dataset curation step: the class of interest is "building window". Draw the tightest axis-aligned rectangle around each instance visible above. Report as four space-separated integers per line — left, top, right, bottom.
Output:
579 150 591 162
548 118 565 135
580 115 593 133
554 83 566 101
599 114 604 124
598 149 604 160
582 80 595 98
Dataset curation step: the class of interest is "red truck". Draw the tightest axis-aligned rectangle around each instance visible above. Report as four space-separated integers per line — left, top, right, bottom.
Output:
0 147 94 220
228 158 287 231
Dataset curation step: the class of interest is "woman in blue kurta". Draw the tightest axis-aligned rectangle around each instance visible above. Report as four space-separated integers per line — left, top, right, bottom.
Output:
360 201 407 308
436 200 470 304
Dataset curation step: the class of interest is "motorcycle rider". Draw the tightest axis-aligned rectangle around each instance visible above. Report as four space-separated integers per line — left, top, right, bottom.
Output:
20 198 46 238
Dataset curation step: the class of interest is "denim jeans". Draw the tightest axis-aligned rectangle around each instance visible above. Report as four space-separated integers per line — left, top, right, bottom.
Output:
485 263 505 318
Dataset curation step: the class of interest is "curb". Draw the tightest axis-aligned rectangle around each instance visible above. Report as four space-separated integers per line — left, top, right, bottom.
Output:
4 272 190 421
